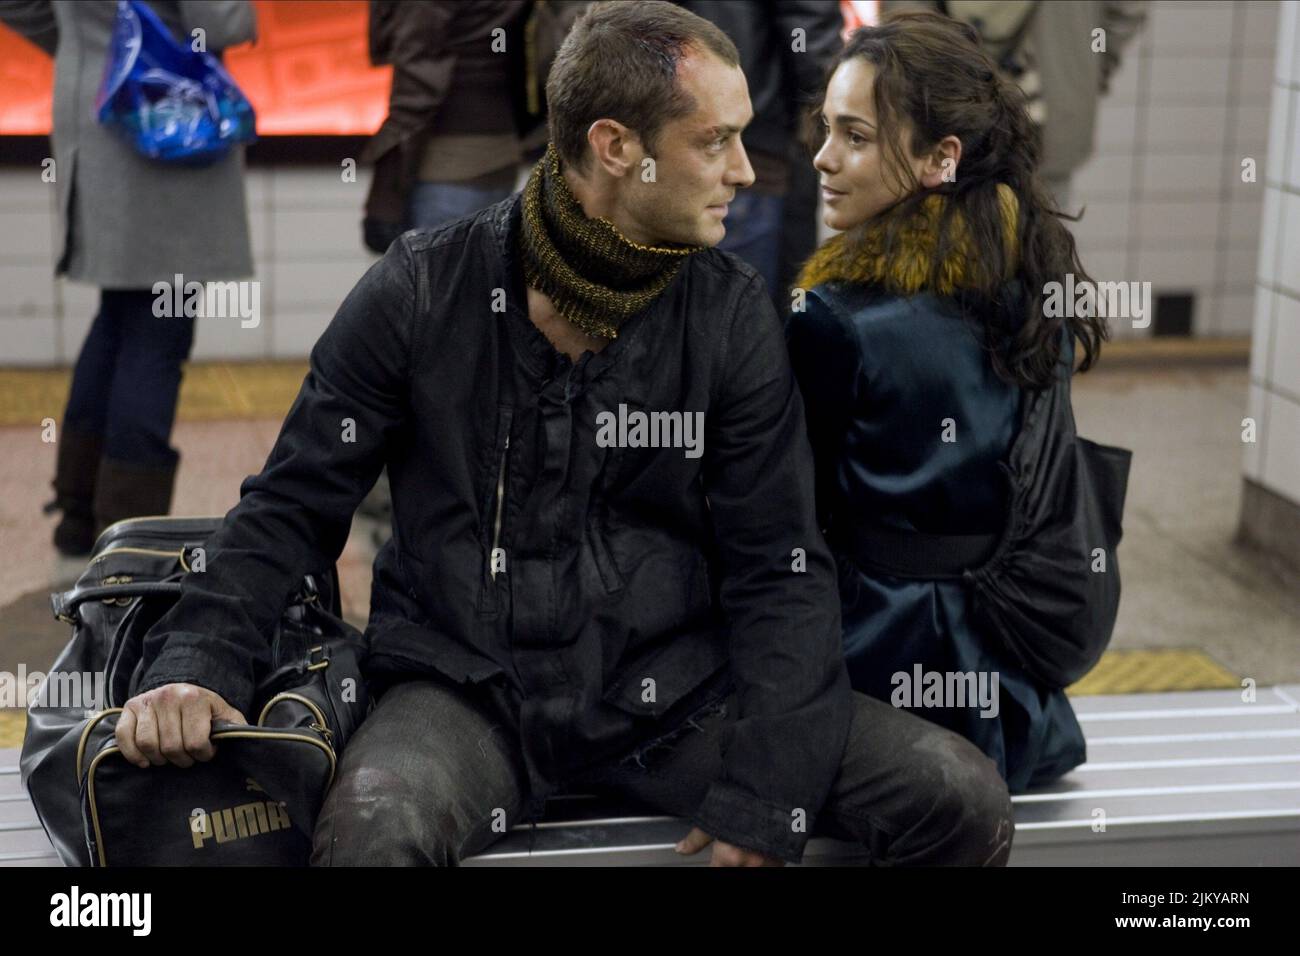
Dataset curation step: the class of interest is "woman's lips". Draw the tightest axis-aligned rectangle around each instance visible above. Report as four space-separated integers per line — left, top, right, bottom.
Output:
821 185 846 203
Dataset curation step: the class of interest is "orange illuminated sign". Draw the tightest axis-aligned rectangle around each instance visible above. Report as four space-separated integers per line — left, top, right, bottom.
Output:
0 0 392 136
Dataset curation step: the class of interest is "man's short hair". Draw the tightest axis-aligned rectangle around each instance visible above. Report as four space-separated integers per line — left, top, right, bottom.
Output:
546 0 741 173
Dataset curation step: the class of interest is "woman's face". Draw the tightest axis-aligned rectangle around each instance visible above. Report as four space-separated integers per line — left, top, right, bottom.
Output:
813 59 935 232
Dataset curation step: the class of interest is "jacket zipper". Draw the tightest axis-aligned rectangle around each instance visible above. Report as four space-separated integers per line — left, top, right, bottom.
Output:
490 435 510 580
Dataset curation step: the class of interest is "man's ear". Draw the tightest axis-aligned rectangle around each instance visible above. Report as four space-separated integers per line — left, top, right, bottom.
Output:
586 118 642 178
918 134 962 189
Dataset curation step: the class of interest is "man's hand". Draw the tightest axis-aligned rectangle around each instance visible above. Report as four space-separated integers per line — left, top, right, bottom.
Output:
675 826 785 867
114 683 247 769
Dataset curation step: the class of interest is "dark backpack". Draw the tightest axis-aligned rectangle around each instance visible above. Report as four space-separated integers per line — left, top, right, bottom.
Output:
845 366 1132 689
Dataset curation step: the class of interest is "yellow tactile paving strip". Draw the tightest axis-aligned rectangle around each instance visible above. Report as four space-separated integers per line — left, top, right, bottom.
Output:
0 338 1251 427
0 362 311 427
0 650 1241 748
1066 648 1242 696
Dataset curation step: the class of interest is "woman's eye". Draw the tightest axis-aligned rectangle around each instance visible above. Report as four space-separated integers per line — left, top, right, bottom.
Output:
849 132 868 146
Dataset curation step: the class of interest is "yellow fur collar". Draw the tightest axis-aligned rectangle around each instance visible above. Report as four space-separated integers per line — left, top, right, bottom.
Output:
795 184 1020 296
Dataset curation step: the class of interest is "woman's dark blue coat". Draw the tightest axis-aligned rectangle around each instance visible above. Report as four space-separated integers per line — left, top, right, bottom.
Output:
787 279 1086 792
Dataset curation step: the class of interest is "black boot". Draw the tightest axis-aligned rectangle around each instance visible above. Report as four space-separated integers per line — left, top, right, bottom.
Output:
43 426 105 557
91 455 181 541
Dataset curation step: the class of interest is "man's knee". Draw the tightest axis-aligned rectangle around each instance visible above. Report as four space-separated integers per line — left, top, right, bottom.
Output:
913 735 1015 866
311 765 473 867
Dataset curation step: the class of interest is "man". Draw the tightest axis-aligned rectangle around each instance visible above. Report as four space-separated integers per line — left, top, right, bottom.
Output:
117 1 1014 867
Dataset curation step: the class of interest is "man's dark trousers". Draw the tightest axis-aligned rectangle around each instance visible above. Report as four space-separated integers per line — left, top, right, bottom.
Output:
310 678 1016 866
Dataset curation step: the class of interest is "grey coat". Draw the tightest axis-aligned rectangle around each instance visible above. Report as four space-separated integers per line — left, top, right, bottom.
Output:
0 0 256 287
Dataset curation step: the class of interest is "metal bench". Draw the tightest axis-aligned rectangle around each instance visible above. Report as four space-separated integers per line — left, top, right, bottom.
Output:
5 685 1299 866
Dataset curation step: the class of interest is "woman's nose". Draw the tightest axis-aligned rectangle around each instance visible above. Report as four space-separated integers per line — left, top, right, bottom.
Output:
814 140 837 175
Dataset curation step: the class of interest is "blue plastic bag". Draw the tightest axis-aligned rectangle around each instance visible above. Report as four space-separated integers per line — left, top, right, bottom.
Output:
94 0 256 164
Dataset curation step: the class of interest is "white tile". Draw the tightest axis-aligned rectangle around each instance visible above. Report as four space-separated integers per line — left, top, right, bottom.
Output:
1073 200 1136 244
1078 249 1133 286
0 264 55 318
57 280 99 321
1232 105 1271 159
1261 389 1300 502
0 171 55 211
1265 82 1292 185
1250 287 1273 381
1150 2 1235 55
1135 246 1218 287
1271 290 1300 395
190 311 269 362
1278 190 1300 293
1274 0 1294 81
1242 0 1281 55
1243 382 1266 479
1227 196 1264 246
273 259 371 311
1257 185 1281 284
1142 104 1229 150
1289 0 1300 83
0 210 55 261
271 167 369 208
270 309 333 360
244 169 271 211
1136 199 1223 242
0 316 58 365
1290 93 1300 188
1147 55 1232 105
1107 57 1141 105
272 208 366 260
1196 293 1221 335
57 308 95 366
1072 154 1136 200
1217 291 1256 335
1236 56 1276 110
1095 105 1140 151
1139 151 1224 196
1224 245 1261 290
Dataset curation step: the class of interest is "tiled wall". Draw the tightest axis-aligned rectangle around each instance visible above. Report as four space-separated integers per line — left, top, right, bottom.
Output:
0 0 1286 365
1069 0 1279 339
1244 0 1300 510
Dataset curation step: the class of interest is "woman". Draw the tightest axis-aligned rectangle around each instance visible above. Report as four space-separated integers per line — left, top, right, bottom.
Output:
786 11 1109 792
0 0 258 556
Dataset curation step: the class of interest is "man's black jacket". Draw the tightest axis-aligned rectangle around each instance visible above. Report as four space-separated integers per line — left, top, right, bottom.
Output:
137 193 853 863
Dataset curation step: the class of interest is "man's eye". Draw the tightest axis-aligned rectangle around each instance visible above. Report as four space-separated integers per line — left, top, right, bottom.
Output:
709 137 727 151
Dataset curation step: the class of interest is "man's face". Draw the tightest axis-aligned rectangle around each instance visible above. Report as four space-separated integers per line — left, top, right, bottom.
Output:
620 49 755 248
813 58 929 231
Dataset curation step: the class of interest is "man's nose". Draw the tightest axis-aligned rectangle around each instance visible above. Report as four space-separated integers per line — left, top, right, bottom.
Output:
726 141 755 189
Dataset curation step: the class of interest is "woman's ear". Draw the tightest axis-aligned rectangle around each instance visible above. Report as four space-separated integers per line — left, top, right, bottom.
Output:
918 135 963 189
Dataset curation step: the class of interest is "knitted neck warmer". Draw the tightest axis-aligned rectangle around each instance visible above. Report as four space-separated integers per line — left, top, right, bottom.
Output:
517 143 704 340
795 183 1021 296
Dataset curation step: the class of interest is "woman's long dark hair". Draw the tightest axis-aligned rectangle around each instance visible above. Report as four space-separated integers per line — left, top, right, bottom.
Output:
807 11 1107 388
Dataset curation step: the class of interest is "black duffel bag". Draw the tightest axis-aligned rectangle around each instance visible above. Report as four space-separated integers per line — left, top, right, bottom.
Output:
840 364 1132 689
20 515 371 866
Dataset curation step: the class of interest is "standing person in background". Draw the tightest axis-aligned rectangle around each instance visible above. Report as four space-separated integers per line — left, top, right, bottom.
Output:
361 0 531 254
674 0 844 306
885 1 1147 210
0 0 257 557
358 0 529 538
